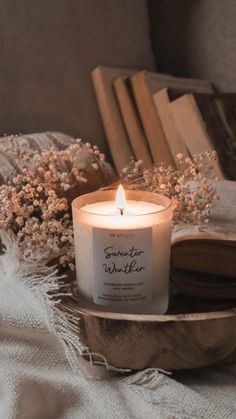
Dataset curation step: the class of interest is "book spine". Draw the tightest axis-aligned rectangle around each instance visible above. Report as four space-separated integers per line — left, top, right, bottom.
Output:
131 72 174 166
153 89 189 165
91 67 133 174
114 77 153 169
206 98 236 180
169 94 225 179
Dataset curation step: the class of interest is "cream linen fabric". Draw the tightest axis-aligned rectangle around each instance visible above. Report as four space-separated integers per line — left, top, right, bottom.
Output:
0 241 236 419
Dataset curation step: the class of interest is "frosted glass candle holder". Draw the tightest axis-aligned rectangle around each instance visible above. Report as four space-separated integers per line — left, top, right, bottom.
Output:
72 189 172 314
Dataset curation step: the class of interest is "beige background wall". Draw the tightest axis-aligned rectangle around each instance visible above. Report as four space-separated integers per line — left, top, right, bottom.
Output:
149 0 236 91
0 0 155 159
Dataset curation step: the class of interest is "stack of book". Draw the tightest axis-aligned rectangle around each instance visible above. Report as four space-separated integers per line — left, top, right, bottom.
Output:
91 66 236 180
91 67 236 300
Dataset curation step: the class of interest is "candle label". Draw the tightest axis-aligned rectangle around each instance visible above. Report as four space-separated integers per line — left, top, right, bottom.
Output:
93 227 152 306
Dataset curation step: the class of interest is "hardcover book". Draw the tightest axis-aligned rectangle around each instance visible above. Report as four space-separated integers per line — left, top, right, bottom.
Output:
153 83 213 165
169 93 225 179
195 93 236 180
130 71 213 166
91 66 137 174
113 76 153 168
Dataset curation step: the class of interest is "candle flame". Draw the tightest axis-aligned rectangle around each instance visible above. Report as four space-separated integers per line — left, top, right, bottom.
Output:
116 185 127 216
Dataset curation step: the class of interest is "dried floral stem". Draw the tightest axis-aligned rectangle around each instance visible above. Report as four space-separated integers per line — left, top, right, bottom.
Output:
121 152 218 225
0 142 218 270
0 140 106 269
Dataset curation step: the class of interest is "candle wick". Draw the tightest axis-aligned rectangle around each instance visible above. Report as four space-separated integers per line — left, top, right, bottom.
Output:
119 207 124 216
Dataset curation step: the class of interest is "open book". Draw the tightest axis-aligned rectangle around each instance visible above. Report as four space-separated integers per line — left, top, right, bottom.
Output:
171 180 236 299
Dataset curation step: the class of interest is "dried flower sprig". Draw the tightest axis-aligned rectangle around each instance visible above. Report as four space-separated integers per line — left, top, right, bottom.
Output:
121 151 218 225
0 140 107 269
0 141 218 271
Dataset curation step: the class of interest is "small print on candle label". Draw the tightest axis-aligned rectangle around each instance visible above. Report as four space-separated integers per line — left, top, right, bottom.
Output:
93 227 152 306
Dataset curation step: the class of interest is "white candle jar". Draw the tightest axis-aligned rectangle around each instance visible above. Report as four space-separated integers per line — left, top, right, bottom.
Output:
72 189 172 314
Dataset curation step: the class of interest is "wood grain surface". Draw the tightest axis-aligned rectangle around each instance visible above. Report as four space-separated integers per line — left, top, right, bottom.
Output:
60 297 236 371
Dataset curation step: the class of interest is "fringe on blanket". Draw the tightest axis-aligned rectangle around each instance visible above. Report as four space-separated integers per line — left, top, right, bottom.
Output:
0 231 172 385
0 231 131 379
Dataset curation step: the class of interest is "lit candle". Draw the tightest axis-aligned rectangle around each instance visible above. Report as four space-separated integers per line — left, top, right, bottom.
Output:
72 186 172 314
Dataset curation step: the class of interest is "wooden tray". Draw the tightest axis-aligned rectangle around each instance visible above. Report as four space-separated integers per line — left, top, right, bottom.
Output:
60 295 236 371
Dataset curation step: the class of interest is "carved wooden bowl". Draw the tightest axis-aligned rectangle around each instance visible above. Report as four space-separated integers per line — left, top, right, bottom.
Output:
61 295 236 371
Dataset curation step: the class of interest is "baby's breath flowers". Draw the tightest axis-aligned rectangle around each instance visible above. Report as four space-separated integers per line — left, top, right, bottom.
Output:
0 142 218 270
122 151 218 225
0 140 110 270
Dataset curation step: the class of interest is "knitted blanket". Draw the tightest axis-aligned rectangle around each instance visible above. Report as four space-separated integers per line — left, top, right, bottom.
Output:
0 234 235 419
